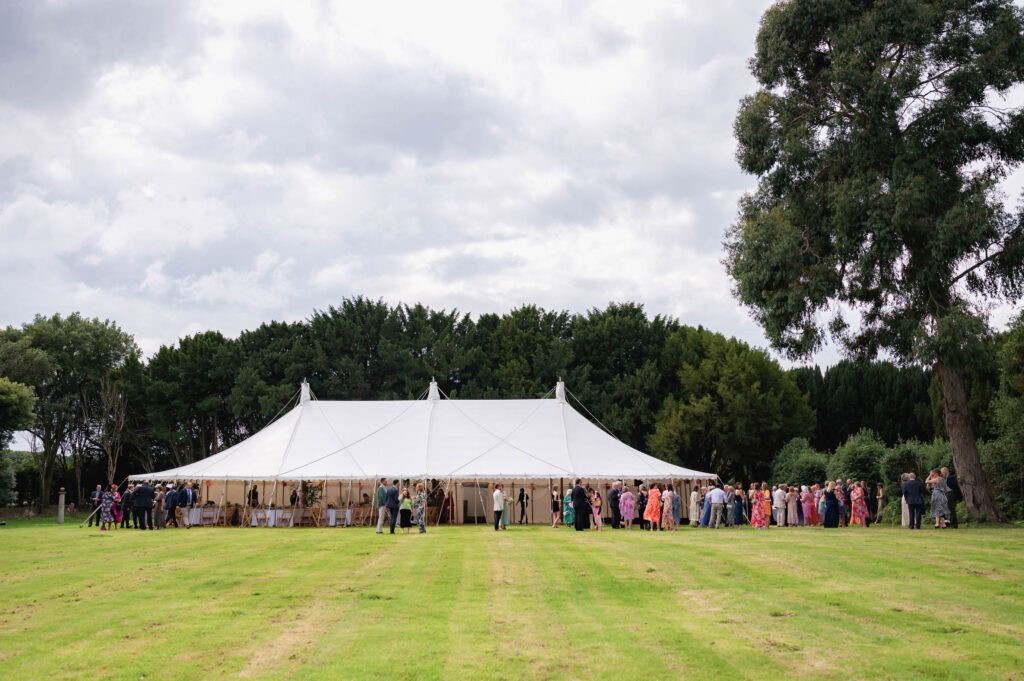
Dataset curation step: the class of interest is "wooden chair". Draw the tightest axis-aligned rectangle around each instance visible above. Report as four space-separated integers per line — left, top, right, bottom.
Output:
309 507 324 527
276 509 294 528
253 508 269 527
349 508 365 527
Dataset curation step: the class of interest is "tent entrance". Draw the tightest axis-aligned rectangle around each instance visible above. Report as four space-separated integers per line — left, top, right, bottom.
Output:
461 482 489 524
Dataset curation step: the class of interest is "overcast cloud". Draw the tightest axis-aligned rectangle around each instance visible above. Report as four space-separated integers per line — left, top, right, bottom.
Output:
2 1 1018 366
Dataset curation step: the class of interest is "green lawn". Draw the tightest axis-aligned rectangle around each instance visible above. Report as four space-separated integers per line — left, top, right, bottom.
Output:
1 519 1022 681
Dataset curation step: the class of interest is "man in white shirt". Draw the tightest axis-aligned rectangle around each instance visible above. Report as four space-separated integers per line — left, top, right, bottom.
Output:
493 484 504 531
773 484 788 527
707 485 727 528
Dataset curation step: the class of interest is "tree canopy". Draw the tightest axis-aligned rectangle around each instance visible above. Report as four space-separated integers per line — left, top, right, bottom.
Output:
727 0 1024 520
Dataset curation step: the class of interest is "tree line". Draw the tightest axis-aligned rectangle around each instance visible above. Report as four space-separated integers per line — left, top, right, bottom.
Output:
2 299 1021 517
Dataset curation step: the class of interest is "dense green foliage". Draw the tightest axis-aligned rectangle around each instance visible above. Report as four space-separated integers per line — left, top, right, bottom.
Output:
727 0 1024 520
0 376 35 448
982 312 1024 517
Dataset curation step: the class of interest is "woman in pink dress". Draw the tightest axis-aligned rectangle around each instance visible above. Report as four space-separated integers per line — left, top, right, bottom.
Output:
850 483 870 527
749 483 767 529
661 486 674 531
643 483 662 531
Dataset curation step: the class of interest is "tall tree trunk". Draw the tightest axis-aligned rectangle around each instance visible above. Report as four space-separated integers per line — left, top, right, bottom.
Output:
936 362 1005 522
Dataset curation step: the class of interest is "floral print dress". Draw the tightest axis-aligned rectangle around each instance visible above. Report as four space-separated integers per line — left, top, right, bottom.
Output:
750 492 767 529
414 491 427 533
562 491 574 527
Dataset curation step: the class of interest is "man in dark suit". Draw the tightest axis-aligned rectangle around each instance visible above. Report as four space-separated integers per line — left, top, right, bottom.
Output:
164 485 178 528
609 481 622 529
943 467 962 529
386 480 400 534
571 479 590 531
177 483 197 529
88 484 102 527
901 473 926 529
120 484 135 528
132 481 156 530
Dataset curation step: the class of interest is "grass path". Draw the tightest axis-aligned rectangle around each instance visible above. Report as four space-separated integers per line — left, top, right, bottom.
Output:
1 520 1022 680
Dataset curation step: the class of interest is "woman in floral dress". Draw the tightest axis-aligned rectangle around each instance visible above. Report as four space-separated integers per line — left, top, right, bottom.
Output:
99 486 116 531
800 486 814 526
643 483 662 531
749 483 767 529
562 489 574 528
661 485 674 531
590 488 603 531
850 482 870 527
619 485 635 529
413 482 427 534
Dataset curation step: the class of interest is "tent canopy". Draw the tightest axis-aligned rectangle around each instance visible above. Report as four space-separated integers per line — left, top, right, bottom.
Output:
130 381 716 483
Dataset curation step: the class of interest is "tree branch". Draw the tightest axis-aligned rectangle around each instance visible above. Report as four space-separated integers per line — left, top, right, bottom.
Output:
951 248 1004 285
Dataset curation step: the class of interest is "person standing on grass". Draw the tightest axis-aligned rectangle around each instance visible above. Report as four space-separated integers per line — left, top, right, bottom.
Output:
700 487 712 528
501 487 511 529
660 485 673 531
386 480 400 534
822 482 840 528
619 485 635 529
414 483 427 534
850 482 870 527
133 480 155 530
925 469 950 529
943 467 961 529
643 483 661 532
178 483 197 529
589 487 602 531
572 479 591 531
120 484 135 529
706 484 726 528
609 481 622 529
749 483 767 529
164 484 178 528
562 487 575 528
899 473 911 527
375 478 388 534
494 484 505 531
636 485 648 530
786 485 799 527
733 487 746 526
772 484 787 527
875 482 885 523
99 485 116 531
517 487 528 525
88 484 102 527
551 489 561 528
689 487 701 527
902 473 926 530
398 488 413 533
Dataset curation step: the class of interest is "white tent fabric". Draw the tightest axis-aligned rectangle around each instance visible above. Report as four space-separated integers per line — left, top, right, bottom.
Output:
129 382 716 482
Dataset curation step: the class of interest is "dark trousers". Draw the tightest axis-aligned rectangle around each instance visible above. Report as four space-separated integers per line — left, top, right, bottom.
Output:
948 494 960 528
388 508 398 533
120 507 133 528
136 507 152 530
908 503 923 529
519 503 527 523
611 506 621 529
89 502 100 526
494 509 502 531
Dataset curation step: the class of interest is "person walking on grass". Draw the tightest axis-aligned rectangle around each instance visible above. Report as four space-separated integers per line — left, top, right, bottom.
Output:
517 487 528 525
619 485 635 530
386 480 400 534
376 478 388 534
414 483 427 534
178 483 197 529
494 484 505 531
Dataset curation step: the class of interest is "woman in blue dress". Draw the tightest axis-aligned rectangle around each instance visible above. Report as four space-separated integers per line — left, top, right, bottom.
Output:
700 488 712 528
733 487 746 526
822 482 840 528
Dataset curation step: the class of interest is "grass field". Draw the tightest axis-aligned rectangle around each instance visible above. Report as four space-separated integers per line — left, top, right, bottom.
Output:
1 519 1022 681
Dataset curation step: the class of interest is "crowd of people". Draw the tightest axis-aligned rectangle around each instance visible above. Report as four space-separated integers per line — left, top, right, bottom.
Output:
545 468 963 531
86 467 962 533
87 481 201 531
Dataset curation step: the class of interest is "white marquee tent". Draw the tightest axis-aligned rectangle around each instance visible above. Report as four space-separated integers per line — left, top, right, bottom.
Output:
130 381 717 485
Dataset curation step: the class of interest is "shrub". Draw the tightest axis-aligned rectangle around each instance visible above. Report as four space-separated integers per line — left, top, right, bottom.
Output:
827 430 885 485
771 437 828 485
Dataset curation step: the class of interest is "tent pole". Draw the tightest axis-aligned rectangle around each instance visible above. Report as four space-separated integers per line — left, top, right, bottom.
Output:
268 477 279 528
346 478 353 527
435 477 450 527
218 476 227 527
474 477 483 526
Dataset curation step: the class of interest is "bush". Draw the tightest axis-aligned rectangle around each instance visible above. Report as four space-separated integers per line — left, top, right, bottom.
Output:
827 429 885 485
771 437 828 485
0 450 15 506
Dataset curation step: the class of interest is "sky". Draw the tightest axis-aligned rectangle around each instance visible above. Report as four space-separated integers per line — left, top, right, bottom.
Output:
0 0 1019 368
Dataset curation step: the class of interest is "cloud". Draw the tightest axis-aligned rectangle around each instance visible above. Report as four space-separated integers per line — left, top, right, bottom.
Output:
10 0 990 369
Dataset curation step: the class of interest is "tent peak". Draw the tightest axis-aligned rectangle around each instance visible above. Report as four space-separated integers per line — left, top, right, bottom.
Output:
300 379 311 404
555 379 566 404
428 379 440 401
